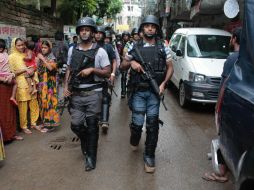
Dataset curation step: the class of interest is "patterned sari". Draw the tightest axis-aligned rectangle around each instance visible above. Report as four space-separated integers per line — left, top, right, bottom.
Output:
37 52 60 127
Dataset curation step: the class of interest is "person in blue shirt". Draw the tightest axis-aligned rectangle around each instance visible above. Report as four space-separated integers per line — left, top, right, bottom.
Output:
221 27 242 85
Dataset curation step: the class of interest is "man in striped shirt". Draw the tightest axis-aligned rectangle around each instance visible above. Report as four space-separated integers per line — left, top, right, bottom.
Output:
123 15 174 173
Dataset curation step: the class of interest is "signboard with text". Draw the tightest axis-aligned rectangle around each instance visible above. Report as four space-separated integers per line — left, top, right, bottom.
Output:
0 24 26 49
0 24 26 39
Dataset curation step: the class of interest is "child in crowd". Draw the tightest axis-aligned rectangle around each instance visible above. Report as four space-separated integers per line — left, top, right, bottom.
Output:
23 40 38 95
0 39 17 106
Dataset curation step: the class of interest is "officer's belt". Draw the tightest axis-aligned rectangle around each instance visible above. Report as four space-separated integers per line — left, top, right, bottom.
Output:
72 83 103 96
135 83 150 91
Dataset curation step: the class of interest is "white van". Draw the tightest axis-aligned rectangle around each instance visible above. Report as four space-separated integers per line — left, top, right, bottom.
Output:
169 28 231 107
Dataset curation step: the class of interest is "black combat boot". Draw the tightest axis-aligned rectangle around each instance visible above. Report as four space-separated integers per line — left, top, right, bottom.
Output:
71 124 87 155
144 117 159 173
80 136 87 156
130 123 142 151
101 91 111 134
121 71 127 98
85 116 99 171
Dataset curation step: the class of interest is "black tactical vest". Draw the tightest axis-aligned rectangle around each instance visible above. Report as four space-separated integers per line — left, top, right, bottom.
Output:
69 43 99 87
129 40 167 85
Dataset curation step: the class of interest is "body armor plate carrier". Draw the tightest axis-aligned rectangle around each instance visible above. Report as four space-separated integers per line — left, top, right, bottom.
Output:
69 43 100 88
129 40 167 86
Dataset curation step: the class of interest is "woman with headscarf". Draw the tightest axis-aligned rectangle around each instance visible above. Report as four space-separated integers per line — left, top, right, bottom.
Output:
37 40 60 131
9 38 44 134
0 38 23 140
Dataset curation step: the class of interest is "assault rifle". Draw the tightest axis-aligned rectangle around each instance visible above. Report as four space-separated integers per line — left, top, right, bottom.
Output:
133 47 168 111
105 79 118 97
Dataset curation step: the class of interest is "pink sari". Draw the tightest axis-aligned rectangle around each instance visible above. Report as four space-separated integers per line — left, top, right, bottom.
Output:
0 52 12 78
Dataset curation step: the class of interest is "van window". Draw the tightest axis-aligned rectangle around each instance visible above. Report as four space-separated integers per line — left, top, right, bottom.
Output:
187 35 230 58
178 36 186 55
170 34 181 52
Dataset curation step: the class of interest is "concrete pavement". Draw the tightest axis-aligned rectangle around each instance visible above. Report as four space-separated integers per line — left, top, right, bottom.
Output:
0 79 233 190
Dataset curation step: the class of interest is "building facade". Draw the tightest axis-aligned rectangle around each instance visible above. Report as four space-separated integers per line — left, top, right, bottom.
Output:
152 0 243 39
115 0 143 33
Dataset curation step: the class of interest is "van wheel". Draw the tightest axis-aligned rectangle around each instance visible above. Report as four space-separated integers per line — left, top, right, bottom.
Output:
179 82 188 108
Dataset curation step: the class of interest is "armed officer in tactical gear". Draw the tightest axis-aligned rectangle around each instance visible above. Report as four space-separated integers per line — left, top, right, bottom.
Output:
104 30 121 70
94 26 117 134
119 31 131 98
124 15 174 173
131 28 140 43
64 17 111 171
120 28 141 98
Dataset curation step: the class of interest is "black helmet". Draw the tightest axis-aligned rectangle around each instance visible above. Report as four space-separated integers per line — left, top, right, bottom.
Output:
97 26 106 35
76 17 97 34
141 15 160 28
131 28 139 36
105 31 112 38
116 34 122 41
140 15 161 38
122 31 130 38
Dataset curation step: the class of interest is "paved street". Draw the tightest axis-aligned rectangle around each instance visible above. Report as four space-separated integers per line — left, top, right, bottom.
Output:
0 79 234 190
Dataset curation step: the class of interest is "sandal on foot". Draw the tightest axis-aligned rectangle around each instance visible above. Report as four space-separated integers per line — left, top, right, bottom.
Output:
202 172 228 183
31 125 48 133
211 172 228 183
23 128 32 134
12 135 24 141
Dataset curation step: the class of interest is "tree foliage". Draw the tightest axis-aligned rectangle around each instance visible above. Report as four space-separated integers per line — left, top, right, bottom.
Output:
106 0 123 18
58 0 122 24
97 0 111 18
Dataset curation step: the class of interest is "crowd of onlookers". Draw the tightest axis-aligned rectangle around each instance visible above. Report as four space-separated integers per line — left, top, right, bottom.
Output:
0 32 70 161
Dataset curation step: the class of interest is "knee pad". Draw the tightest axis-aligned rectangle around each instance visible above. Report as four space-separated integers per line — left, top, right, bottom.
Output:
86 116 99 133
130 123 142 133
130 123 142 146
71 124 86 137
146 116 159 131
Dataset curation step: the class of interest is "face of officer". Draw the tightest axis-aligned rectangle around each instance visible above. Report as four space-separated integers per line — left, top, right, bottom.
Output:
104 37 111 44
73 36 78 43
123 35 129 42
79 26 94 42
133 34 140 41
143 23 157 39
95 32 104 42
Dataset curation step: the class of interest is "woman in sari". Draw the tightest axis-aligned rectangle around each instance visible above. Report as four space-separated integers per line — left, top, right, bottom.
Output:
37 40 60 131
9 38 46 134
0 38 23 141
